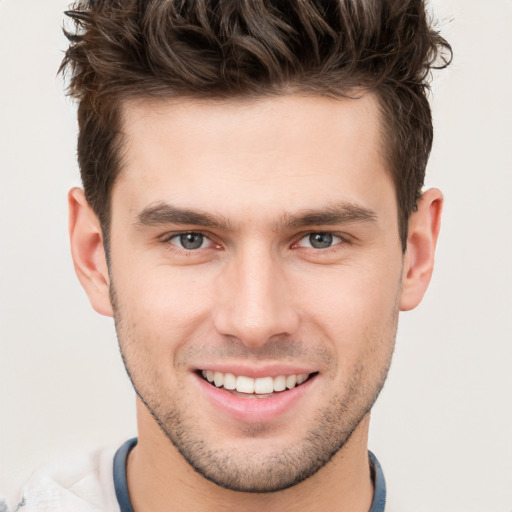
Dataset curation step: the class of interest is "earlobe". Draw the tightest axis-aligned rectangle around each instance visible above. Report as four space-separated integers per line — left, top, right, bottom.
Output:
400 188 443 311
68 188 113 317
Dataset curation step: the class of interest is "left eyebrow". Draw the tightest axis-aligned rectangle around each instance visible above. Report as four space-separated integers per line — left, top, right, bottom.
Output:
279 202 378 230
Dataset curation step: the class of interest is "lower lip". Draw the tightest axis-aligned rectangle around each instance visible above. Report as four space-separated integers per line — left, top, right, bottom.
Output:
194 373 317 424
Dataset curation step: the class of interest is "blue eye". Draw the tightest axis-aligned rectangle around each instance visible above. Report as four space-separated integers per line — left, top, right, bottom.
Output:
170 233 210 250
298 233 343 249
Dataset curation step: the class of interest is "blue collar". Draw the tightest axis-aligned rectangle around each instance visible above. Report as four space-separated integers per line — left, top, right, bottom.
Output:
369 450 387 512
114 439 386 512
113 438 136 512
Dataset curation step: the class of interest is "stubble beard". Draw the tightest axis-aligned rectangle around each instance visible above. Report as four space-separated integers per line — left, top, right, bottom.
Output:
110 283 397 493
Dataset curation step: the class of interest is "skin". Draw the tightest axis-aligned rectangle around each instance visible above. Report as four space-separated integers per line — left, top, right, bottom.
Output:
69 93 442 512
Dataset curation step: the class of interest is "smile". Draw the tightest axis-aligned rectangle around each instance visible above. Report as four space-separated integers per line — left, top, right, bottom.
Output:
200 370 315 396
194 367 319 423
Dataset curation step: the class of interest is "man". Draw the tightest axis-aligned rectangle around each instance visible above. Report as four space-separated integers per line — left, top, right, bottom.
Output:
12 1 451 510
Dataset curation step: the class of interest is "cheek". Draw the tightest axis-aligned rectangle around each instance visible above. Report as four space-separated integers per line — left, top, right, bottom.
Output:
292 260 401 366
112 262 218 350
111 271 202 399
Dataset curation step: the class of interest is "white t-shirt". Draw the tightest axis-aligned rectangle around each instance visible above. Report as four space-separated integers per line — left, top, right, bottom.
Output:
9 445 121 512
8 439 391 512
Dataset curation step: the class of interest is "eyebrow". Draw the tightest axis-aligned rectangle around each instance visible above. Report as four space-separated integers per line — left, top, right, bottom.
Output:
136 203 235 231
281 203 377 229
135 201 377 231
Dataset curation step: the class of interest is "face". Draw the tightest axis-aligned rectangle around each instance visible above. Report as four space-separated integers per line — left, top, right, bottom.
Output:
108 94 403 492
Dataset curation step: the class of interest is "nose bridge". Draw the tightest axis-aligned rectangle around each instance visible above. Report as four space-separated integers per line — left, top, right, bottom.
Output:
213 241 298 347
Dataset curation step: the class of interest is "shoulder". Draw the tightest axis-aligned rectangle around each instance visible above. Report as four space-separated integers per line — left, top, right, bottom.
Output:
9 446 119 512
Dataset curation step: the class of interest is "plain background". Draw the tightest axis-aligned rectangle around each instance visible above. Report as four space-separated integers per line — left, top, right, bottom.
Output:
0 1 511 510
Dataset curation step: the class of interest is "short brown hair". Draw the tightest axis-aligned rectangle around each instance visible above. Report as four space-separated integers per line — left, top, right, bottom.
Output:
60 0 451 250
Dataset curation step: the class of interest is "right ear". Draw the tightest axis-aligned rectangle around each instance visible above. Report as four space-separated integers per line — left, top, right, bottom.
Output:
68 188 113 317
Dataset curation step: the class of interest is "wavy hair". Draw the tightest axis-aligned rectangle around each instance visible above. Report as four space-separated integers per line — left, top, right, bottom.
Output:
60 0 452 249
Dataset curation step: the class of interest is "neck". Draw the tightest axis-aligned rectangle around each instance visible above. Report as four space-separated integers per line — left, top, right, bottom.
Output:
127 405 374 512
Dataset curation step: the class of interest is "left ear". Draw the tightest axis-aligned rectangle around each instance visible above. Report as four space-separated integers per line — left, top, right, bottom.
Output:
400 188 443 311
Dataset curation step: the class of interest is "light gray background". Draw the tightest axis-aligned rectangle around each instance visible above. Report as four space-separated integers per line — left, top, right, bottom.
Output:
1 1 511 510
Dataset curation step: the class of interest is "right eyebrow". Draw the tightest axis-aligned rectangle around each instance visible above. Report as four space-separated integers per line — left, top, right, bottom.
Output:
135 202 236 231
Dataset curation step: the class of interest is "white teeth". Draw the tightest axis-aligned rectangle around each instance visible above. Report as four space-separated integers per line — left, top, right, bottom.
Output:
236 375 255 394
273 375 287 392
254 377 274 394
201 371 312 394
296 374 308 385
223 373 237 390
286 374 297 389
213 371 224 387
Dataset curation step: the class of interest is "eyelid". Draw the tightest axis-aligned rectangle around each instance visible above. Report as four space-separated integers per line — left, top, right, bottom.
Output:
161 229 208 240
160 230 219 250
292 231 349 249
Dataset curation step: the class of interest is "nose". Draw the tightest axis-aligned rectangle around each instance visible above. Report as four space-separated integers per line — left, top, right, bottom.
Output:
213 244 300 348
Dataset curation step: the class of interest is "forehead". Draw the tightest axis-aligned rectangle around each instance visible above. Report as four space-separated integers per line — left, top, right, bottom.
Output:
114 93 394 225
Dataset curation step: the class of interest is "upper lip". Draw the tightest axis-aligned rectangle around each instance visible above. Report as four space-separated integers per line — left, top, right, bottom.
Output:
192 363 318 379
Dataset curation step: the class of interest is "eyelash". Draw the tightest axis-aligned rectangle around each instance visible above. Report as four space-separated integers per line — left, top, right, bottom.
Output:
292 232 346 251
160 231 350 254
161 232 218 253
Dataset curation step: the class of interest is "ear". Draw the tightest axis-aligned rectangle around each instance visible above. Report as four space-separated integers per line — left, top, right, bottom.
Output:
400 188 443 311
68 188 113 317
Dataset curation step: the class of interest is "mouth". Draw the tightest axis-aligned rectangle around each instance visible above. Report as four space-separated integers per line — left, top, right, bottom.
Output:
194 367 320 423
197 370 318 398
